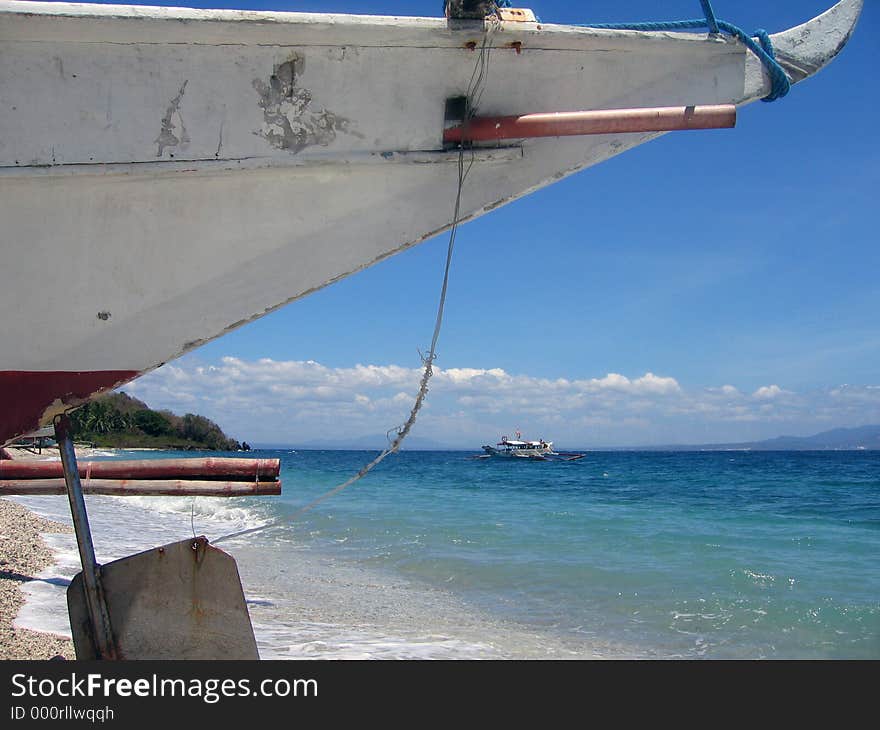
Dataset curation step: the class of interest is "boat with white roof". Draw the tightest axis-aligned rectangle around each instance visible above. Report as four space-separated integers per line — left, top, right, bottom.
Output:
480 432 585 461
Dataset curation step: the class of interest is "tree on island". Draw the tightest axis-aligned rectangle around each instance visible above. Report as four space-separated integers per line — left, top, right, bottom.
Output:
69 392 246 451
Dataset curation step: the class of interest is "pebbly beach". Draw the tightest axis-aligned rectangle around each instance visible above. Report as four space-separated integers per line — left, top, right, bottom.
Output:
0 443 116 660
0 495 74 660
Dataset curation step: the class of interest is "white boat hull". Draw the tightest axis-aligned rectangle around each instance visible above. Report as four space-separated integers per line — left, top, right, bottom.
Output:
0 1 863 444
480 446 584 462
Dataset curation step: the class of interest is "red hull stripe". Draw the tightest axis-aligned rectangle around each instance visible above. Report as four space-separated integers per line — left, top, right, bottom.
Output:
0 370 139 446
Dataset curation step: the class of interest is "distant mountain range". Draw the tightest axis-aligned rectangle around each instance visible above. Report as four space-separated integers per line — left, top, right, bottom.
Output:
257 425 880 452
621 425 880 452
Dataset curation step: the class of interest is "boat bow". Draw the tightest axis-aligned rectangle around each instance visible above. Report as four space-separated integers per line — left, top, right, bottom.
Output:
745 0 863 98
0 1 866 446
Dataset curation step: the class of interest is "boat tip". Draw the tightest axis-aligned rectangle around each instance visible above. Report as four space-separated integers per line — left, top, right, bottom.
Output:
770 0 864 85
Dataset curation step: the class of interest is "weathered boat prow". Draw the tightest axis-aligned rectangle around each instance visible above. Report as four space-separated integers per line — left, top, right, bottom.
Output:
768 0 864 84
0 0 864 445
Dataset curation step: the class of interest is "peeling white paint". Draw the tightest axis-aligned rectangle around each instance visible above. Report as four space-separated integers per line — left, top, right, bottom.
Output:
252 55 361 153
0 0 863 378
155 79 190 157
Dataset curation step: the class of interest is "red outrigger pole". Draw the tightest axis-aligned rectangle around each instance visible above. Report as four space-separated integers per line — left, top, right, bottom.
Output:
0 454 282 496
0 457 280 481
443 104 736 144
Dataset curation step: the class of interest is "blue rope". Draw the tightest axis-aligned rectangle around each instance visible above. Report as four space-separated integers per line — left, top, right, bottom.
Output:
698 0 720 34
577 3 790 102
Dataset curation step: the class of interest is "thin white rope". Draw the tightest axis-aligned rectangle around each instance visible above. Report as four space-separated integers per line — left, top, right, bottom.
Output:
212 28 497 546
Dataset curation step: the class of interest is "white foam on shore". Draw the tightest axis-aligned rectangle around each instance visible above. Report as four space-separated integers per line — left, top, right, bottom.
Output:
232 536 614 659
9 449 604 658
13 532 79 638
254 620 498 660
11 495 550 659
12 494 617 659
11 493 266 642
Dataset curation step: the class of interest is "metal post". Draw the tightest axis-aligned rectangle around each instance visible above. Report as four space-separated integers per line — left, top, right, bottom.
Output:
53 414 117 660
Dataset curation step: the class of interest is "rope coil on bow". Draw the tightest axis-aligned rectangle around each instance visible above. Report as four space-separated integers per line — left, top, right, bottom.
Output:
577 1 790 102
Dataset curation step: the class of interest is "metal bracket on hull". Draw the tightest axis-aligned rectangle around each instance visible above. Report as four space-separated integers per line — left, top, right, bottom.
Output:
53 414 118 660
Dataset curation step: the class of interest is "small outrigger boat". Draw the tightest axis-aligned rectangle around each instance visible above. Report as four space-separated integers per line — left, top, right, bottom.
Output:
479 433 585 461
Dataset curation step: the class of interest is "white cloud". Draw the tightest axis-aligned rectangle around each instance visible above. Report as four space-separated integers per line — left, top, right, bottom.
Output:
124 357 880 447
439 367 508 384
573 372 680 395
632 372 681 395
711 384 740 396
753 384 787 399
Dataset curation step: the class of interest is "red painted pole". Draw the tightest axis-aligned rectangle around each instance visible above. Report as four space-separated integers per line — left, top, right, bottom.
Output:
0 479 282 496
443 104 736 144
0 457 280 481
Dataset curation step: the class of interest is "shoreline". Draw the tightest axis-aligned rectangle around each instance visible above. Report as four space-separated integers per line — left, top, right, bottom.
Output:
2 453 569 660
2 444 124 462
0 497 75 660
8 448 872 659
0 444 149 660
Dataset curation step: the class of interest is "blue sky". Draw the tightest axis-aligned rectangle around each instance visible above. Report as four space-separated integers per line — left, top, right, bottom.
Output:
100 0 879 447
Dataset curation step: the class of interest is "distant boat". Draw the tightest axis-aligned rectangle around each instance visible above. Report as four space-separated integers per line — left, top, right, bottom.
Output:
479 433 585 461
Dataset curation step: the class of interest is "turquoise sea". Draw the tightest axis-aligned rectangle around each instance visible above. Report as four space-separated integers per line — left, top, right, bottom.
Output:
15 449 880 659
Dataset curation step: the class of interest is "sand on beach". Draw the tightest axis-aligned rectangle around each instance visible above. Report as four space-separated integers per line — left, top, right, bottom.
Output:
0 444 123 659
0 497 75 659
2 443 116 462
